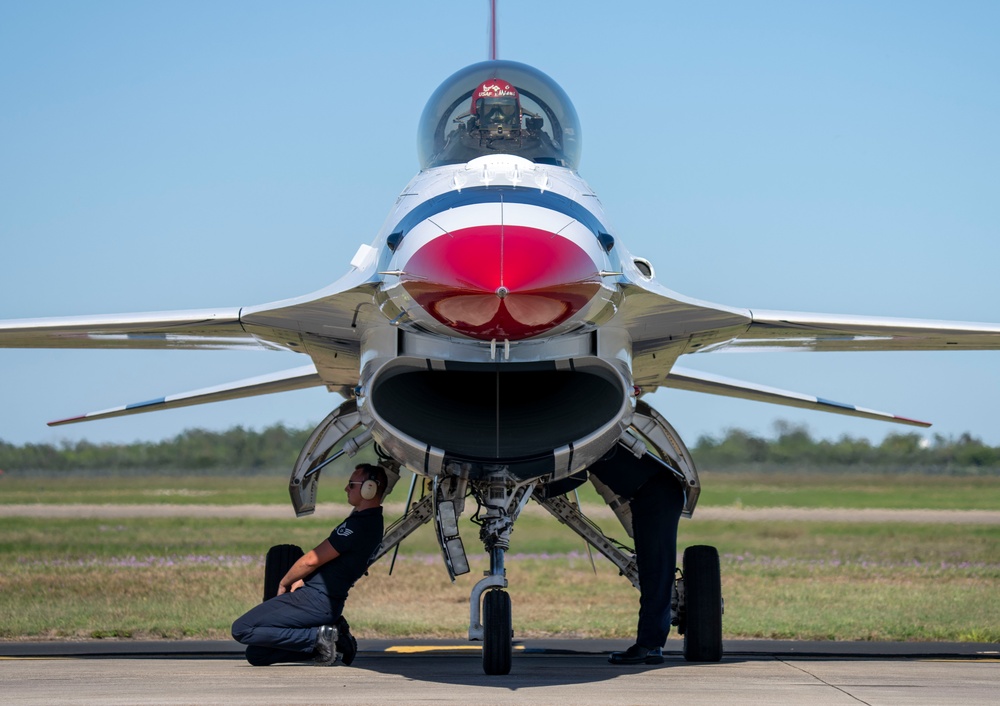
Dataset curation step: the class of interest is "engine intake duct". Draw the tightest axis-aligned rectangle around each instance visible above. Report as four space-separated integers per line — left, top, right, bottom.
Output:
371 360 624 461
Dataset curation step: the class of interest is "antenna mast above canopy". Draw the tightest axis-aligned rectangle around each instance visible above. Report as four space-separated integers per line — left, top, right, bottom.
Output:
488 0 498 60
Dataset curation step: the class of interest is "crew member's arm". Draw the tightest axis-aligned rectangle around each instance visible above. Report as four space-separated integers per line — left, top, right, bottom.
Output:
277 540 340 595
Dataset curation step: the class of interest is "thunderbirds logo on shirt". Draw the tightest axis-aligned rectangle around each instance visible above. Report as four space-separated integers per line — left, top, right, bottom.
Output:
336 524 353 537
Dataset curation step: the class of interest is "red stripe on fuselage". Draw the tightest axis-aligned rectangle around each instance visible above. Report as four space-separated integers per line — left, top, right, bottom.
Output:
401 225 600 340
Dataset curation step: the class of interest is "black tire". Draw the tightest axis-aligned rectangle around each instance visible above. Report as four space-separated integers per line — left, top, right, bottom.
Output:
263 544 304 602
681 545 723 662
482 589 512 675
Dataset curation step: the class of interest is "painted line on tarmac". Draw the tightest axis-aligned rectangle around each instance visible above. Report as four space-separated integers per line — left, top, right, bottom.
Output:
384 645 526 654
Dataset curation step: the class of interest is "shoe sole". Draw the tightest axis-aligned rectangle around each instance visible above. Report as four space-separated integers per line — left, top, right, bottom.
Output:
608 655 664 665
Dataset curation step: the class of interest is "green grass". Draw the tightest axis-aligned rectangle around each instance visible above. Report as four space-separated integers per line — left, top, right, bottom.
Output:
1 471 998 643
0 474 290 505
3 469 999 510
696 470 1000 510
1 510 998 642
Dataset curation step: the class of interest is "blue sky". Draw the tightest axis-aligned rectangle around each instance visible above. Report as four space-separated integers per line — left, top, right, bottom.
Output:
1 1 998 448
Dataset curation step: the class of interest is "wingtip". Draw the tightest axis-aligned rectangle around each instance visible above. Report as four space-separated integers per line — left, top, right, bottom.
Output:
896 416 933 428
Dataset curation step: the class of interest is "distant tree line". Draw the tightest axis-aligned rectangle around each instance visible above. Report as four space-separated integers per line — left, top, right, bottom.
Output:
1 421 999 474
693 421 1000 473
0 425 311 474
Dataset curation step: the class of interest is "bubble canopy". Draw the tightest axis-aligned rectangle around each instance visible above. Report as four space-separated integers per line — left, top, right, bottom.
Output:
417 60 582 171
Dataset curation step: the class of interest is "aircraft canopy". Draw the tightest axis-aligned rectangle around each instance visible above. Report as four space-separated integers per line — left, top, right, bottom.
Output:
418 60 582 170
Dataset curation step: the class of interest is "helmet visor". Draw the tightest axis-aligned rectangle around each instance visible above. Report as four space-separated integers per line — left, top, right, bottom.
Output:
477 96 519 127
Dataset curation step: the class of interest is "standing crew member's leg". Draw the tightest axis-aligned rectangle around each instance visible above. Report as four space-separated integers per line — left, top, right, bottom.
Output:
630 473 685 649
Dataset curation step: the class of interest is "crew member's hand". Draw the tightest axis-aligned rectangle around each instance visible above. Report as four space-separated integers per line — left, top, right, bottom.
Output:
277 583 288 596
290 579 305 592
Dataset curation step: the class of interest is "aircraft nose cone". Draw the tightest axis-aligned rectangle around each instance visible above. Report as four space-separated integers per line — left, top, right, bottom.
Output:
400 225 601 340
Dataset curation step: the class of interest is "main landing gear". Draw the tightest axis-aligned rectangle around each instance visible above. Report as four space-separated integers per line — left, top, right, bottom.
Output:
673 545 724 662
539 494 724 663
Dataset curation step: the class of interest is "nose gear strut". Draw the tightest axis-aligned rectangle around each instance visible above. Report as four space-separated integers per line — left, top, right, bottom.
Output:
468 468 534 675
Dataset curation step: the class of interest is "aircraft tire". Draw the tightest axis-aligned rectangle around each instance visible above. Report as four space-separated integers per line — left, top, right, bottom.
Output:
262 544 304 602
482 589 512 675
681 545 723 662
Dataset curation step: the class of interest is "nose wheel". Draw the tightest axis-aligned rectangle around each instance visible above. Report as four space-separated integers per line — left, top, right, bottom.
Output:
482 589 512 675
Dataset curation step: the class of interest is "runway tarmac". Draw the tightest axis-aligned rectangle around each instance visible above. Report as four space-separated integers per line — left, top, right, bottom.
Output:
2 639 997 705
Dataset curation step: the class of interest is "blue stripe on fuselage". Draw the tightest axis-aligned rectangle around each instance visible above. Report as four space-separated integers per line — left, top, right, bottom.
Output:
390 186 608 244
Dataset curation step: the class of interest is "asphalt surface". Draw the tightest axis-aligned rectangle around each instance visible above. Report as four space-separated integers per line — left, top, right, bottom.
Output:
2 639 998 705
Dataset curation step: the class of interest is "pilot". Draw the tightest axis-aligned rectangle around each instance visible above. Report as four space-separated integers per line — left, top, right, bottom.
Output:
231 464 387 666
432 78 559 165
541 446 685 665
470 79 523 138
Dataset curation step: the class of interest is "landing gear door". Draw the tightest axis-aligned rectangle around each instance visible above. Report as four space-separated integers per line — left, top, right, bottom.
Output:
631 400 701 518
289 399 368 517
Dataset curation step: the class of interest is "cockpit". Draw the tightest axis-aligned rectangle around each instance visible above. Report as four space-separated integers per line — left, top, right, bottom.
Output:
417 60 582 171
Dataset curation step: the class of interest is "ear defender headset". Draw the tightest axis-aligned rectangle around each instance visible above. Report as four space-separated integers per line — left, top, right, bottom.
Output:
360 467 381 501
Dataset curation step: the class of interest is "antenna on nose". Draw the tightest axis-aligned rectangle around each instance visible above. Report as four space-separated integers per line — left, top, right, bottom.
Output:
488 0 499 60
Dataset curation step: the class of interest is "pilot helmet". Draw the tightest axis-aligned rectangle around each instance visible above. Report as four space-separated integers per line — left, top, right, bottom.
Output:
471 79 521 133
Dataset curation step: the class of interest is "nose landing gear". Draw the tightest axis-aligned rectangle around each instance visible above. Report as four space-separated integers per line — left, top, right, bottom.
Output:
468 470 534 675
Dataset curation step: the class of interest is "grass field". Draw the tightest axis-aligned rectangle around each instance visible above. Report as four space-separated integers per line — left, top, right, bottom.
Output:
4 469 1000 509
1 470 998 643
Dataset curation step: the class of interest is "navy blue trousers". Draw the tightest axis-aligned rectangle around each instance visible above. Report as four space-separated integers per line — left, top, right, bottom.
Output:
231 587 343 666
630 473 685 648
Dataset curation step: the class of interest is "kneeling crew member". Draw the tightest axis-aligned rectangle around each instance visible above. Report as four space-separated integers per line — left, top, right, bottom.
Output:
231 463 386 666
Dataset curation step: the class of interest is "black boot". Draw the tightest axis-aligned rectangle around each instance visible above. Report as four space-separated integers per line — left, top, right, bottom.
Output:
335 616 358 666
313 625 339 666
609 644 664 665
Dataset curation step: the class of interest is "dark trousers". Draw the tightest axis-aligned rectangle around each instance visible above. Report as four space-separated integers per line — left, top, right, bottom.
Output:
630 473 685 648
231 586 342 665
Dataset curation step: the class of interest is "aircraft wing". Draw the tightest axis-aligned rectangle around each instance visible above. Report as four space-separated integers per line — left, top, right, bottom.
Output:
622 278 1000 388
0 309 267 350
0 274 382 393
664 366 930 427
0 271 383 424
718 309 1000 352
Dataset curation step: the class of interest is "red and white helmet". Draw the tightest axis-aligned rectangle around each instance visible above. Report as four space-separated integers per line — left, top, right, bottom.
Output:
470 79 521 134
470 79 520 114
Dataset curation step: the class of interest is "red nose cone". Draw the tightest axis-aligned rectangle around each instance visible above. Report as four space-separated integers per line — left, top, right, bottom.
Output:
401 225 601 340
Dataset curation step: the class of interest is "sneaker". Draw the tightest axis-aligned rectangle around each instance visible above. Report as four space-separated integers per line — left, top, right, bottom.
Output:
313 625 339 666
335 616 358 666
608 644 664 665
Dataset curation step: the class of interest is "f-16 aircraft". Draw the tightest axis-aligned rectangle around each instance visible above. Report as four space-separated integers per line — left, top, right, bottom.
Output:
3 3 1000 676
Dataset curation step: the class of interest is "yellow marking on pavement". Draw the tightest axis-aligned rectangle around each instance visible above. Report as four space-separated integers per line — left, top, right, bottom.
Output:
385 645 526 654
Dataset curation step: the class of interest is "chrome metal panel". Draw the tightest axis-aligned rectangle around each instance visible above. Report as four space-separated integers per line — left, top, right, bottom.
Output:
631 401 701 518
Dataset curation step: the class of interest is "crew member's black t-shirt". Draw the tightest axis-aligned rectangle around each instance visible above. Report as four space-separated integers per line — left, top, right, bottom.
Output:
305 507 384 601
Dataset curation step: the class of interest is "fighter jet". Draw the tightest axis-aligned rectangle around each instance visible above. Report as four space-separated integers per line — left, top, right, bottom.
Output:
3 10 1000 676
